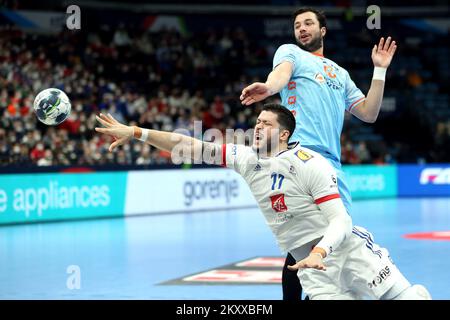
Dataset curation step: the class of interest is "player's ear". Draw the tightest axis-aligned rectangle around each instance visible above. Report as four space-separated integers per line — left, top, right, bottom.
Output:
321 27 326 38
280 129 290 143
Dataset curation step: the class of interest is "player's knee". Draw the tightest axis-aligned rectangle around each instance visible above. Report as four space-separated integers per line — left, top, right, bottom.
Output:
393 284 432 300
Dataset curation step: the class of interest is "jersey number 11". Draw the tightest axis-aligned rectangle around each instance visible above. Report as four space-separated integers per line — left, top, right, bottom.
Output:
271 173 285 190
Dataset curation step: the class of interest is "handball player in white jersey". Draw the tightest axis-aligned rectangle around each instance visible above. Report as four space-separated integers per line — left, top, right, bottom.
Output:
95 103 430 300
240 7 398 300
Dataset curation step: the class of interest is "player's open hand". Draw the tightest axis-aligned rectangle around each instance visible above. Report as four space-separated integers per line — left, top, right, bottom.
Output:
287 253 326 271
372 36 397 68
95 113 133 152
240 82 272 106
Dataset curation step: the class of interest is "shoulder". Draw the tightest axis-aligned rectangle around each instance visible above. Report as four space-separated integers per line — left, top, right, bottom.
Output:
289 146 332 170
227 143 254 157
223 143 258 173
275 44 306 56
325 57 350 76
291 148 337 190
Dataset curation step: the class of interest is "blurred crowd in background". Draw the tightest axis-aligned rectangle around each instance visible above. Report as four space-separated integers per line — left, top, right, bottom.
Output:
0 12 448 167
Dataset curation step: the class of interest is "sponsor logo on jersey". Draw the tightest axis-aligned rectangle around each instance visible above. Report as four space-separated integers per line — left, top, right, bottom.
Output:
231 145 237 156
295 150 313 162
288 96 296 105
288 81 296 90
326 78 343 90
330 175 338 189
254 163 262 172
367 265 391 289
275 212 293 223
270 194 288 213
314 73 325 84
420 168 450 185
323 65 337 79
289 165 296 175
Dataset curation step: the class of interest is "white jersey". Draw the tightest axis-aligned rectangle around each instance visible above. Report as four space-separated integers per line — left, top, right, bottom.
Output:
222 142 340 253
220 142 427 300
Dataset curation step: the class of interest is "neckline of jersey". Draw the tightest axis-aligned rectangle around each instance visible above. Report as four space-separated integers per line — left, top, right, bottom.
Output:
311 52 324 58
275 141 300 157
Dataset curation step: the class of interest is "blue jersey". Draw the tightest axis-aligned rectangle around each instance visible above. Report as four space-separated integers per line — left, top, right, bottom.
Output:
273 44 365 164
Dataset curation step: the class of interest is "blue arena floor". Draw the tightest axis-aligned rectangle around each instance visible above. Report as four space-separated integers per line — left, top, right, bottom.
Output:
1 197 449 300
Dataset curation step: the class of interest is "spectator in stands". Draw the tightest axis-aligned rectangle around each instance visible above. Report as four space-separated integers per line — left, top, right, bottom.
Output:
0 23 446 168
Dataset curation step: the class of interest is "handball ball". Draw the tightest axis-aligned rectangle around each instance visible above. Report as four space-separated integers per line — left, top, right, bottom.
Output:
33 88 71 125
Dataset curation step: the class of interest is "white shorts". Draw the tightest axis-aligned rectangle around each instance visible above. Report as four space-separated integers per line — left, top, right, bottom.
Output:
296 226 408 300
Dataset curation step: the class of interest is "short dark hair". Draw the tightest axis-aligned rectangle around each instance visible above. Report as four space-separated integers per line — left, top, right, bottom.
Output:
292 7 327 29
261 103 296 141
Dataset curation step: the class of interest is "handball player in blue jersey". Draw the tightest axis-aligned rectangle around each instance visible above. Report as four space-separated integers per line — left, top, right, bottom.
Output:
240 7 397 300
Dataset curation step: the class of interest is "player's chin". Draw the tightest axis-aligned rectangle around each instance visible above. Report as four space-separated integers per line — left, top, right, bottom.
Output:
252 139 265 152
302 39 315 48
297 37 309 45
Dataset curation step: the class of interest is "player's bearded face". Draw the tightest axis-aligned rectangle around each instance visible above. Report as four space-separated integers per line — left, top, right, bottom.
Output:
294 13 324 53
296 28 323 52
253 128 279 155
252 113 281 155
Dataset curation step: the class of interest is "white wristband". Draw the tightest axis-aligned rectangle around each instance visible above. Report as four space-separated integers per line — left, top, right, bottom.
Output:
373 67 387 81
138 128 149 142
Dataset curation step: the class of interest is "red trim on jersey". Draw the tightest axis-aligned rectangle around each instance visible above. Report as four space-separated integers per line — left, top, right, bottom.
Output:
311 52 324 57
315 194 340 204
348 97 366 112
221 144 226 167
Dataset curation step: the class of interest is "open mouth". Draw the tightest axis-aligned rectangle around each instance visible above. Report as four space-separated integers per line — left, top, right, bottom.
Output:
300 34 311 42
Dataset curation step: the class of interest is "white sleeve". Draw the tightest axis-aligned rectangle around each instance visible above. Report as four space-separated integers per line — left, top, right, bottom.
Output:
303 157 352 256
221 143 257 176
316 198 353 256
305 157 340 204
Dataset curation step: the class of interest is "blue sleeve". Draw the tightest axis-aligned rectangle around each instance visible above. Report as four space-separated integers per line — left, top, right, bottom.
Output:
345 71 366 112
273 44 300 71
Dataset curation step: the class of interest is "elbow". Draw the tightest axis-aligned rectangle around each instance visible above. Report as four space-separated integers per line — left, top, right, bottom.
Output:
353 101 379 123
364 114 378 123
357 112 378 123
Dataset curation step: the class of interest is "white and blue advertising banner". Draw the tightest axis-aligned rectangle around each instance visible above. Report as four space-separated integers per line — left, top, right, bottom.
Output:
124 168 256 216
342 165 397 199
398 165 450 197
0 172 127 224
2 164 449 225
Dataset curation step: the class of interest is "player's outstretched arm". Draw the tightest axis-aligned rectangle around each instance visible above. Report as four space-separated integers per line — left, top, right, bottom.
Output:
351 37 397 123
240 61 293 106
95 113 207 162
